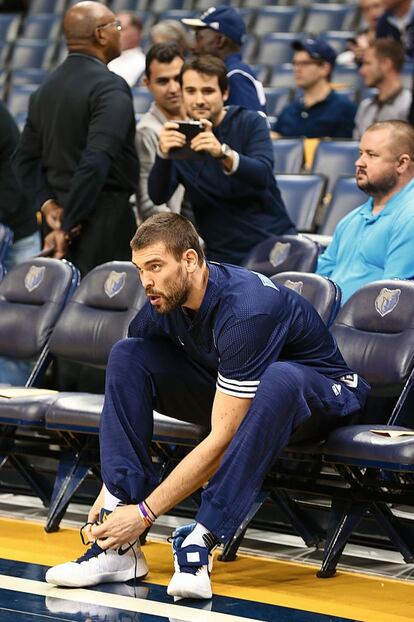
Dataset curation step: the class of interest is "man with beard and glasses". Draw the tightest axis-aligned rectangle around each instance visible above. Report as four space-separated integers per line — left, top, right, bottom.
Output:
148 54 294 265
317 120 414 303
46 212 370 600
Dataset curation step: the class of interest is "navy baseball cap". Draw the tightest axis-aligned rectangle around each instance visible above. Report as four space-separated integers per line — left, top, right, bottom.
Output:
292 38 337 67
182 6 245 46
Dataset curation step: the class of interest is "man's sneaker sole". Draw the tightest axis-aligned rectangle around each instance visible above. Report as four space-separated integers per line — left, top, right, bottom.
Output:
167 569 212 600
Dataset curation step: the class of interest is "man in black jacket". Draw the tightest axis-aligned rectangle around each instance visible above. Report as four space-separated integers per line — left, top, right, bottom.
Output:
13 0 139 276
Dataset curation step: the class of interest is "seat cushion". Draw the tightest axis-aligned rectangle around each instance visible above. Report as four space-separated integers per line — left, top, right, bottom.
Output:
46 392 207 445
0 393 57 426
323 424 414 468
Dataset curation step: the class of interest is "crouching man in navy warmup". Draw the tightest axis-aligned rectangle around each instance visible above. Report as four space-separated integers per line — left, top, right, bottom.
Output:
46 213 370 599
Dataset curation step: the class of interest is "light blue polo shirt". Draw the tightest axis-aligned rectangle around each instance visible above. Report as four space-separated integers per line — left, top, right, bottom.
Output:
316 179 414 303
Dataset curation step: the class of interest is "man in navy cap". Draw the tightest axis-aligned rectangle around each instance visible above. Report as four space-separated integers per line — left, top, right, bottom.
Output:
272 37 356 139
182 5 266 113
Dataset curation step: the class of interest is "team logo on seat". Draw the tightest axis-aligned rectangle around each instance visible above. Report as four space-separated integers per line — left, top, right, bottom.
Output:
24 266 45 292
269 242 290 267
104 271 126 298
375 288 401 317
284 279 303 295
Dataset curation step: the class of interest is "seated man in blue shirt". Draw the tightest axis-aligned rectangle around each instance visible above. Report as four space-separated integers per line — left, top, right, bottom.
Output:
45 212 369 599
317 120 414 303
182 5 266 113
148 54 294 265
272 38 356 139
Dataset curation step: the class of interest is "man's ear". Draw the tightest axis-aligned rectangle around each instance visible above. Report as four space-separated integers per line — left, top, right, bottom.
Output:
397 153 411 173
183 249 199 272
222 88 229 103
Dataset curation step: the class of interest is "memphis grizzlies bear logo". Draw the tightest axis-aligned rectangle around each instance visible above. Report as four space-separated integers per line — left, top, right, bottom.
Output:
375 288 401 317
24 266 45 292
104 271 126 298
269 242 291 268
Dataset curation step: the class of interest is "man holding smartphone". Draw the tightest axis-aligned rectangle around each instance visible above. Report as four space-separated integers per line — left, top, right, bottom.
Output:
148 55 295 265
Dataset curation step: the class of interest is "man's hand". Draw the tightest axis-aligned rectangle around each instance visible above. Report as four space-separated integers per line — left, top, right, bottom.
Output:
159 121 186 156
82 486 105 544
42 229 69 259
90 504 146 550
190 118 222 158
41 199 64 230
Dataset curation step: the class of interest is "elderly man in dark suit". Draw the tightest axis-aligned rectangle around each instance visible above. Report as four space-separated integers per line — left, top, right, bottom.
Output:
13 0 139 276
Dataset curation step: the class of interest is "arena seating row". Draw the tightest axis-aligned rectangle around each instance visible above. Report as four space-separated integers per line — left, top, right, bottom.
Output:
0 256 413 578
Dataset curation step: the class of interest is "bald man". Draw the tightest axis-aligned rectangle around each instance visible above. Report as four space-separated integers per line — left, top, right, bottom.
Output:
13 1 139 276
317 120 414 303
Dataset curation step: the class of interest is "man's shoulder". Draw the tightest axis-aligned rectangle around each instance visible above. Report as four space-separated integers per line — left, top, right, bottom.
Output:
328 90 356 111
137 106 163 132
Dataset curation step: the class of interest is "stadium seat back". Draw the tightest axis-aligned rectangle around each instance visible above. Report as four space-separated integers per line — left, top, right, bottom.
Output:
242 234 320 277
0 258 79 360
256 33 299 65
0 225 13 264
21 14 62 40
319 175 366 235
272 139 304 174
253 6 305 35
271 271 341 326
131 87 153 114
276 173 326 231
48 261 146 367
302 4 358 33
331 280 414 396
311 140 359 193
264 87 291 117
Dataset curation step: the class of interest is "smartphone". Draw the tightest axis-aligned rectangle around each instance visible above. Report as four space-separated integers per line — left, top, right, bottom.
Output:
169 120 204 160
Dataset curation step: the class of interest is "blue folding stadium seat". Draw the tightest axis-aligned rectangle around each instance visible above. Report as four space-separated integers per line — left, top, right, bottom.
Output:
0 13 21 43
9 68 49 87
317 279 414 577
276 173 326 231
311 140 359 194
331 65 362 90
9 39 56 70
28 0 66 13
242 234 320 277
241 33 257 64
264 87 291 117
319 175 366 236
0 225 13 264
21 14 62 40
272 138 304 174
7 84 38 118
253 6 305 35
150 0 185 12
156 9 197 23
269 63 295 89
271 271 341 326
131 87 153 114
321 31 356 55
256 33 298 66
110 0 147 11
302 4 358 34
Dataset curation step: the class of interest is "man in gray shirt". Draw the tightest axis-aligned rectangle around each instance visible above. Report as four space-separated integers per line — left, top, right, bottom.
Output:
136 43 186 221
354 38 411 138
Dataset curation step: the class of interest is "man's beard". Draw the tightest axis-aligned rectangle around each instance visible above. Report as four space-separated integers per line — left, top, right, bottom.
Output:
147 267 191 314
356 169 398 199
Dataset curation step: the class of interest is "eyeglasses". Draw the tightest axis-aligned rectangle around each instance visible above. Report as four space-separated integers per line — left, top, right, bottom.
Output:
96 19 122 31
292 60 323 68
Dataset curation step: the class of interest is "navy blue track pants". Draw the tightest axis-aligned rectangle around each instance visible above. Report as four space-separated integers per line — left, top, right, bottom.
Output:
100 337 367 542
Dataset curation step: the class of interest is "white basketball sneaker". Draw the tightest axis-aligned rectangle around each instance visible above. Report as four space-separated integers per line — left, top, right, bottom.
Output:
167 524 216 600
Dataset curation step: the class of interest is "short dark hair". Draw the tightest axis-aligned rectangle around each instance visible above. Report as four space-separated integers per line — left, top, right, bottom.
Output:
179 54 228 94
370 39 405 72
130 213 205 266
145 42 184 78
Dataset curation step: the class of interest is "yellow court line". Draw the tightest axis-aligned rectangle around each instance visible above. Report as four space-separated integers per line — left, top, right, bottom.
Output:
1 517 413 622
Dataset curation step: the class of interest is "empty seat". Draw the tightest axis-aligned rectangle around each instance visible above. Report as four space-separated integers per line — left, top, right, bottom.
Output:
302 4 358 33
321 31 356 55
7 84 38 118
131 87 153 114
253 6 305 35
276 173 326 231
9 68 49 87
242 234 320 277
311 140 359 194
331 65 362 90
271 271 341 325
21 14 62 40
156 9 196 23
150 0 185 12
110 0 147 11
319 175 366 235
269 63 295 89
28 0 66 13
264 86 291 116
272 138 304 174
256 33 298 65
0 13 21 43
9 40 56 70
